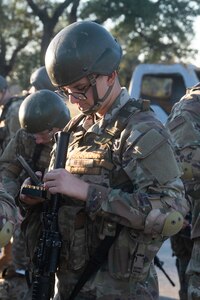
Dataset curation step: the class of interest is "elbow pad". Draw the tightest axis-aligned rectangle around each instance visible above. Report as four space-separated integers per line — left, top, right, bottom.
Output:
144 209 184 237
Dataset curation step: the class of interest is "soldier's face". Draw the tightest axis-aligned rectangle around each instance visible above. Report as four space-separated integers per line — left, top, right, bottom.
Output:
33 129 54 144
58 74 116 115
59 76 108 113
64 77 95 112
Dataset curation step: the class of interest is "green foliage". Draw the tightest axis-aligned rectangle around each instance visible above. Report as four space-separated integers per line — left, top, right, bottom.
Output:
0 0 37 82
0 0 200 88
81 0 200 84
80 0 199 59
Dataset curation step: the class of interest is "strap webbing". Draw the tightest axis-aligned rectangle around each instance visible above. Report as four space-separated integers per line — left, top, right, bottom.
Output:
68 225 122 300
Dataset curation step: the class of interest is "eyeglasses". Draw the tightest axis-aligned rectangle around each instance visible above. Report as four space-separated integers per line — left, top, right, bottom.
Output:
56 82 92 101
56 75 99 101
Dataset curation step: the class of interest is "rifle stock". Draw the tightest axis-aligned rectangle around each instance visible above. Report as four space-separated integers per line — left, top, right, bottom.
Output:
31 131 70 300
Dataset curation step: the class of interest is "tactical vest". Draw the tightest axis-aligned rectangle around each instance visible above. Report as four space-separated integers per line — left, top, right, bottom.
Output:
64 98 151 190
50 98 183 284
57 98 158 278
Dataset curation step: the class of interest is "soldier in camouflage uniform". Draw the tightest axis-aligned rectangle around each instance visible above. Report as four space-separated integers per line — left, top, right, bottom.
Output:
170 211 193 300
166 82 200 300
0 75 26 273
7 65 58 273
0 75 25 155
0 90 70 300
0 67 55 154
0 66 55 155
0 185 17 249
0 66 56 272
20 21 189 300
28 65 55 94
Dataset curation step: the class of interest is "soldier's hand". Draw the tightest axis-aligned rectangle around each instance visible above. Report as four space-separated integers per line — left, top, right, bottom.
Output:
43 168 88 201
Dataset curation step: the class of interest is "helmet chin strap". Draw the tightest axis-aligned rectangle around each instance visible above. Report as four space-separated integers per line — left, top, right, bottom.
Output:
82 74 114 115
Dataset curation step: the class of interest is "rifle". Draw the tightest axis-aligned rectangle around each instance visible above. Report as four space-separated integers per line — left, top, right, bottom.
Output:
154 255 175 287
18 155 42 186
20 131 70 300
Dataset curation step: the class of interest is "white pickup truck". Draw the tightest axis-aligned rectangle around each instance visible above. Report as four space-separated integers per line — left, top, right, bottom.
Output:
128 63 200 123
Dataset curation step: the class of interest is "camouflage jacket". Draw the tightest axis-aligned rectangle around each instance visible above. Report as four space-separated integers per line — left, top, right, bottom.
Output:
0 96 24 155
0 129 53 246
34 87 188 299
0 128 52 198
166 82 200 239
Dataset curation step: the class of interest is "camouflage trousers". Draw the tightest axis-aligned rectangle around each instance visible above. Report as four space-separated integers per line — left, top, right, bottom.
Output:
0 214 30 300
12 216 29 270
54 262 159 300
176 256 190 300
187 238 200 299
0 276 30 300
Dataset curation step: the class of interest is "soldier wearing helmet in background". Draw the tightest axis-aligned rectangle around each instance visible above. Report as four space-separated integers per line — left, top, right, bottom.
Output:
0 75 26 272
28 65 78 117
0 67 56 156
0 89 70 300
165 82 200 300
20 21 189 300
28 65 55 93
0 66 65 277
0 75 24 155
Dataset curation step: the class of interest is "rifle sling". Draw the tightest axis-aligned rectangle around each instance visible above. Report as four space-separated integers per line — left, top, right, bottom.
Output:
68 224 122 300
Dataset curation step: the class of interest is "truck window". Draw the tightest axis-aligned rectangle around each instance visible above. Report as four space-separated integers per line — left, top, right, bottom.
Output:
140 74 186 114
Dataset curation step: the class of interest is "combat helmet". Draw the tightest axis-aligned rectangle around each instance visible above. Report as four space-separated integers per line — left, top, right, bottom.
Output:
0 75 8 92
19 89 70 133
30 66 55 91
45 21 122 114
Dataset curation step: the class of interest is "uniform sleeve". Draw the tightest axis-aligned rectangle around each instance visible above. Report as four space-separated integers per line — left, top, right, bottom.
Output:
0 129 28 198
86 121 189 237
5 101 21 139
0 184 17 247
165 102 200 196
166 103 200 238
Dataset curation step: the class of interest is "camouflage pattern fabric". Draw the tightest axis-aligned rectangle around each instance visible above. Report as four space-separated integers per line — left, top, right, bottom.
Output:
0 96 24 292
0 128 52 197
170 233 193 300
0 96 24 155
169 211 193 300
0 128 53 300
187 239 200 300
0 186 18 300
11 211 29 270
0 187 17 238
0 242 12 273
165 82 200 300
22 88 189 300
0 276 29 300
